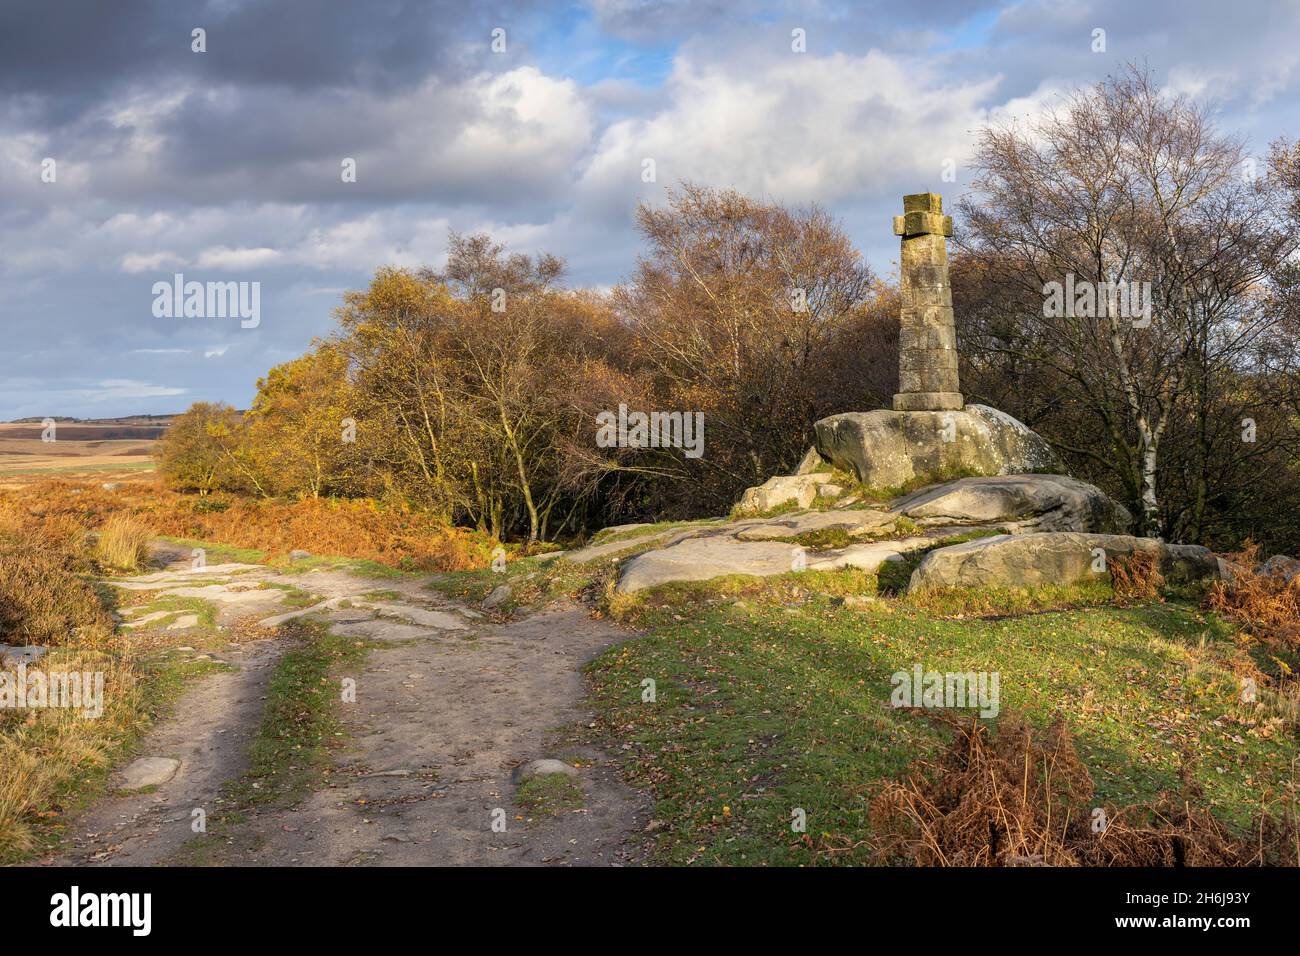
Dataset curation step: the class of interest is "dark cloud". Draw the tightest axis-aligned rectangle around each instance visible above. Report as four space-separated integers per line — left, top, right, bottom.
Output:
1 0 1296 418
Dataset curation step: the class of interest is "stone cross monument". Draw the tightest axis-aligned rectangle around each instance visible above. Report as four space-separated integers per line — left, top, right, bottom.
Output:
892 192 964 412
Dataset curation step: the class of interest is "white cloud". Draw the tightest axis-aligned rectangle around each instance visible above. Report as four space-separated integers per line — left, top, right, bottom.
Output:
577 49 1000 208
195 245 283 270
90 379 186 400
120 251 186 273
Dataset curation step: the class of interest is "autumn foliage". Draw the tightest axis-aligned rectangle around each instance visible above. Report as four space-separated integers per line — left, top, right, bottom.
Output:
871 712 1296 866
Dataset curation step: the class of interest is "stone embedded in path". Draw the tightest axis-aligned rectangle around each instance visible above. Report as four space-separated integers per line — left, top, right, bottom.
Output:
0 644 47 666
893 474 1131 535
119 756 181 790
166 614 200 630
258 596 350 628
120 610 173 629
907 532 1223 591
108 562 265 591
360 601 468 630
482 584 512 609
512 758 580 784
329 619 439 642
814 403 1061 493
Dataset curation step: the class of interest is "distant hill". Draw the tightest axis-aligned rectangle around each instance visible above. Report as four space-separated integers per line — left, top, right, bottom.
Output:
0 415 177 441
7 414 178 426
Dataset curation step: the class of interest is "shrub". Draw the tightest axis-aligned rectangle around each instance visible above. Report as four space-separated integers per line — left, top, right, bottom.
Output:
1110 549 1164 600
871 712 1296 866
0 480 499 573
1205 543 1300 648
0 519 114 648
93 515 151 572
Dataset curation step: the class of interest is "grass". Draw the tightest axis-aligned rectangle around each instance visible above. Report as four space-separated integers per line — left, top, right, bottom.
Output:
267 553 414 579
0 478 500 573
0 520 116 648
0 462 157 475
0 644 229 863
92 515 152 572
175 619 373 864
0 511 241 862
157 535 268 566
516 774 585 817
235 618 370 805
582 572 1296 866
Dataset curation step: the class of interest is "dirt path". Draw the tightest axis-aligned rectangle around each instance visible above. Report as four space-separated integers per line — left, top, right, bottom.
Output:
50 637 282 866
47 555 650 867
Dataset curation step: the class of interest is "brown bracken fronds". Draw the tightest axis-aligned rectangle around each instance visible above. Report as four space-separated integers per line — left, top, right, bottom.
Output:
870 711 1296 867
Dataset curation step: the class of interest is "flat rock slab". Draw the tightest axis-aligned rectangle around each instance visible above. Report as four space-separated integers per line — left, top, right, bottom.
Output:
909 532 1223 591
807 537 936 573
0 644 47 665
894 474 1131 534
258 596 350 628
329 619 446 643
618 538 802 593
562 526 703 563
360 602 469 630
108 563 265 590
119 757 180 790
120 610 173 629
736 508 897 541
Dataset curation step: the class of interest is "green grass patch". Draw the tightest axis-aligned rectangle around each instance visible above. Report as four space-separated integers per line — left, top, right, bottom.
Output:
516 774 585 817
174 619 373 864
156 535 268 566
268 554 413 579
586 580 1292 866
235 618 370 806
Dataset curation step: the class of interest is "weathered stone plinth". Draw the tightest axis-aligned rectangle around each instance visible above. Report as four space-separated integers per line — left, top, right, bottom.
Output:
892 192 963 412
813 404 1061 492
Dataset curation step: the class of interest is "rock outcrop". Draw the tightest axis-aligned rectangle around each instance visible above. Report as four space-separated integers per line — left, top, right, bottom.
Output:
908 532 1223 592
607 193 1223 601
736 473 841 513
813 404 1061 493
1257 554 1300 583
894 474 1131 535
616 532 935 593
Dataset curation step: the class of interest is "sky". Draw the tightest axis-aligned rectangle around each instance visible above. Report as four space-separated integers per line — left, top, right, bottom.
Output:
2 0 1298 419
